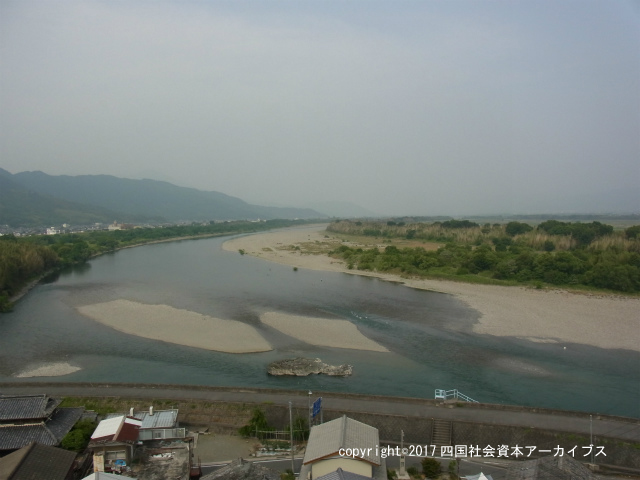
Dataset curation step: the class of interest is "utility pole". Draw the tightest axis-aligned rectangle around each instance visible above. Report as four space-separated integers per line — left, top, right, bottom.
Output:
397 429 409 480
308 391 312 429
289 401 295 474
590 415 594 465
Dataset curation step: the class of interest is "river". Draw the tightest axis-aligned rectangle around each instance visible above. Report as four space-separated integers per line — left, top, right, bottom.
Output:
0 228 638 417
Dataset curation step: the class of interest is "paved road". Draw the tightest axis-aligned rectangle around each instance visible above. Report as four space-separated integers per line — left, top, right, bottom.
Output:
1 383 638 442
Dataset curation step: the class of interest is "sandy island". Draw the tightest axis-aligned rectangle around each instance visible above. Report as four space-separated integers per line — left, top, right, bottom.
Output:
261 312 388 352
77 300 272 353
14 362 81 378
224 226 640 352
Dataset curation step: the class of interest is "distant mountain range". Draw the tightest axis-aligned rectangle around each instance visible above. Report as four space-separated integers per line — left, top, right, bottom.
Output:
0 169 325 227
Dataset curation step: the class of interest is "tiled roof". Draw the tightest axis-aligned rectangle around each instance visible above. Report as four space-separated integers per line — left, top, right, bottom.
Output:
0 395 60 422
0 407 82 452
0 442 76 480
46 408 84 441
303 415 380 466
0 424 58 451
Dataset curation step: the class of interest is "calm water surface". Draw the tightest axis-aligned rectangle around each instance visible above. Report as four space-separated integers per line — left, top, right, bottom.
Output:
1 227 638 417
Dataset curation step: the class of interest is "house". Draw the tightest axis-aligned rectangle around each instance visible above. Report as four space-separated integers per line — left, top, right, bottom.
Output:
132 407 184 441
299 415 386 480
89 415 141 473
0 395 84 455
106 407 185 441
0 442 76 480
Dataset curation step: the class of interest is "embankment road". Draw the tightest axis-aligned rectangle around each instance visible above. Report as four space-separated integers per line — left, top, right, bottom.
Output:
1 382 638 443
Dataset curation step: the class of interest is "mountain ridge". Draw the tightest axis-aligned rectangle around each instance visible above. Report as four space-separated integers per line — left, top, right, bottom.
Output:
2 170 324 226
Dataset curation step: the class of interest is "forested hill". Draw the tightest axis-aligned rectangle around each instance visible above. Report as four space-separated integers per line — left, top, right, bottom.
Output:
0 169 151 227
7 170 324 224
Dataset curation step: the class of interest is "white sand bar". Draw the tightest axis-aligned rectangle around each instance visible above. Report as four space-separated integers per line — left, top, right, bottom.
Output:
78 300 272 353
15 362 81 378
226 226 640 352
261 312 388 352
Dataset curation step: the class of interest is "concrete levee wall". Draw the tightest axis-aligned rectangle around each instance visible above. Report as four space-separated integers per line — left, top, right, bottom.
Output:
262 405 640 470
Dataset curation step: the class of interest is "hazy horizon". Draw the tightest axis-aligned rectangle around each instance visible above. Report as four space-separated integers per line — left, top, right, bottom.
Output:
1 1 638 216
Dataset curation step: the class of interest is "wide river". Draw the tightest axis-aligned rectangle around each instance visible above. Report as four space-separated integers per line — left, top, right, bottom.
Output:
1 227 638 417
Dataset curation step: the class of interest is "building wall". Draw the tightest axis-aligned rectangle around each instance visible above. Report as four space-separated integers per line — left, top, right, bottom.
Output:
92 445 131 472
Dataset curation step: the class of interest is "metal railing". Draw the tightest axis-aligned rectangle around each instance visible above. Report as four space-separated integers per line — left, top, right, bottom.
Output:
138 427 186 441
434 389 478 403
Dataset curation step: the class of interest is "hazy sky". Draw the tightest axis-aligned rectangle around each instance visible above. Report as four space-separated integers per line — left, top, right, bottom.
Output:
1 0 638 215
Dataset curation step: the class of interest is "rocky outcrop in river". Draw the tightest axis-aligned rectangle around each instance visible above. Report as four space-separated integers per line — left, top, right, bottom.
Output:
267 357 352 377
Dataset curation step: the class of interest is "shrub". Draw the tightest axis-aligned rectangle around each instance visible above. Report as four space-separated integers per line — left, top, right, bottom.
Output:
421 457 442 478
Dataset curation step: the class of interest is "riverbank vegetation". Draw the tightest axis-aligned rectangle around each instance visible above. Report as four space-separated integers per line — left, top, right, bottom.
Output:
0 219 315 312
327 220 640 294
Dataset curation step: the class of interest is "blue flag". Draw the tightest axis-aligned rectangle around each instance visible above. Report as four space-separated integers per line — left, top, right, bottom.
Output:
312 397 322 418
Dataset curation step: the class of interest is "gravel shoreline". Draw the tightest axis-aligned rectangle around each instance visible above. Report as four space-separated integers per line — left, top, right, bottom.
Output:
223 226 640 352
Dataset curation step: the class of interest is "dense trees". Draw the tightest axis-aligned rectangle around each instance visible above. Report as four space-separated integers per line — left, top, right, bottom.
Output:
328 220 640 293
505 221 533 236
0 236 59 309
537 220 613 245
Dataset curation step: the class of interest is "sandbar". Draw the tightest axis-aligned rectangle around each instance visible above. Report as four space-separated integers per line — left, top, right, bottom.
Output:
15 362 81 378
77 299 272 353
261 312 388 352
224 226 640 352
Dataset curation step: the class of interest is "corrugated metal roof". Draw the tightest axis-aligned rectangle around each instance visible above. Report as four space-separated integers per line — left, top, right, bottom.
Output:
0 395 60 422
302 415 380 466
105 408 178 429
135 409 178 429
